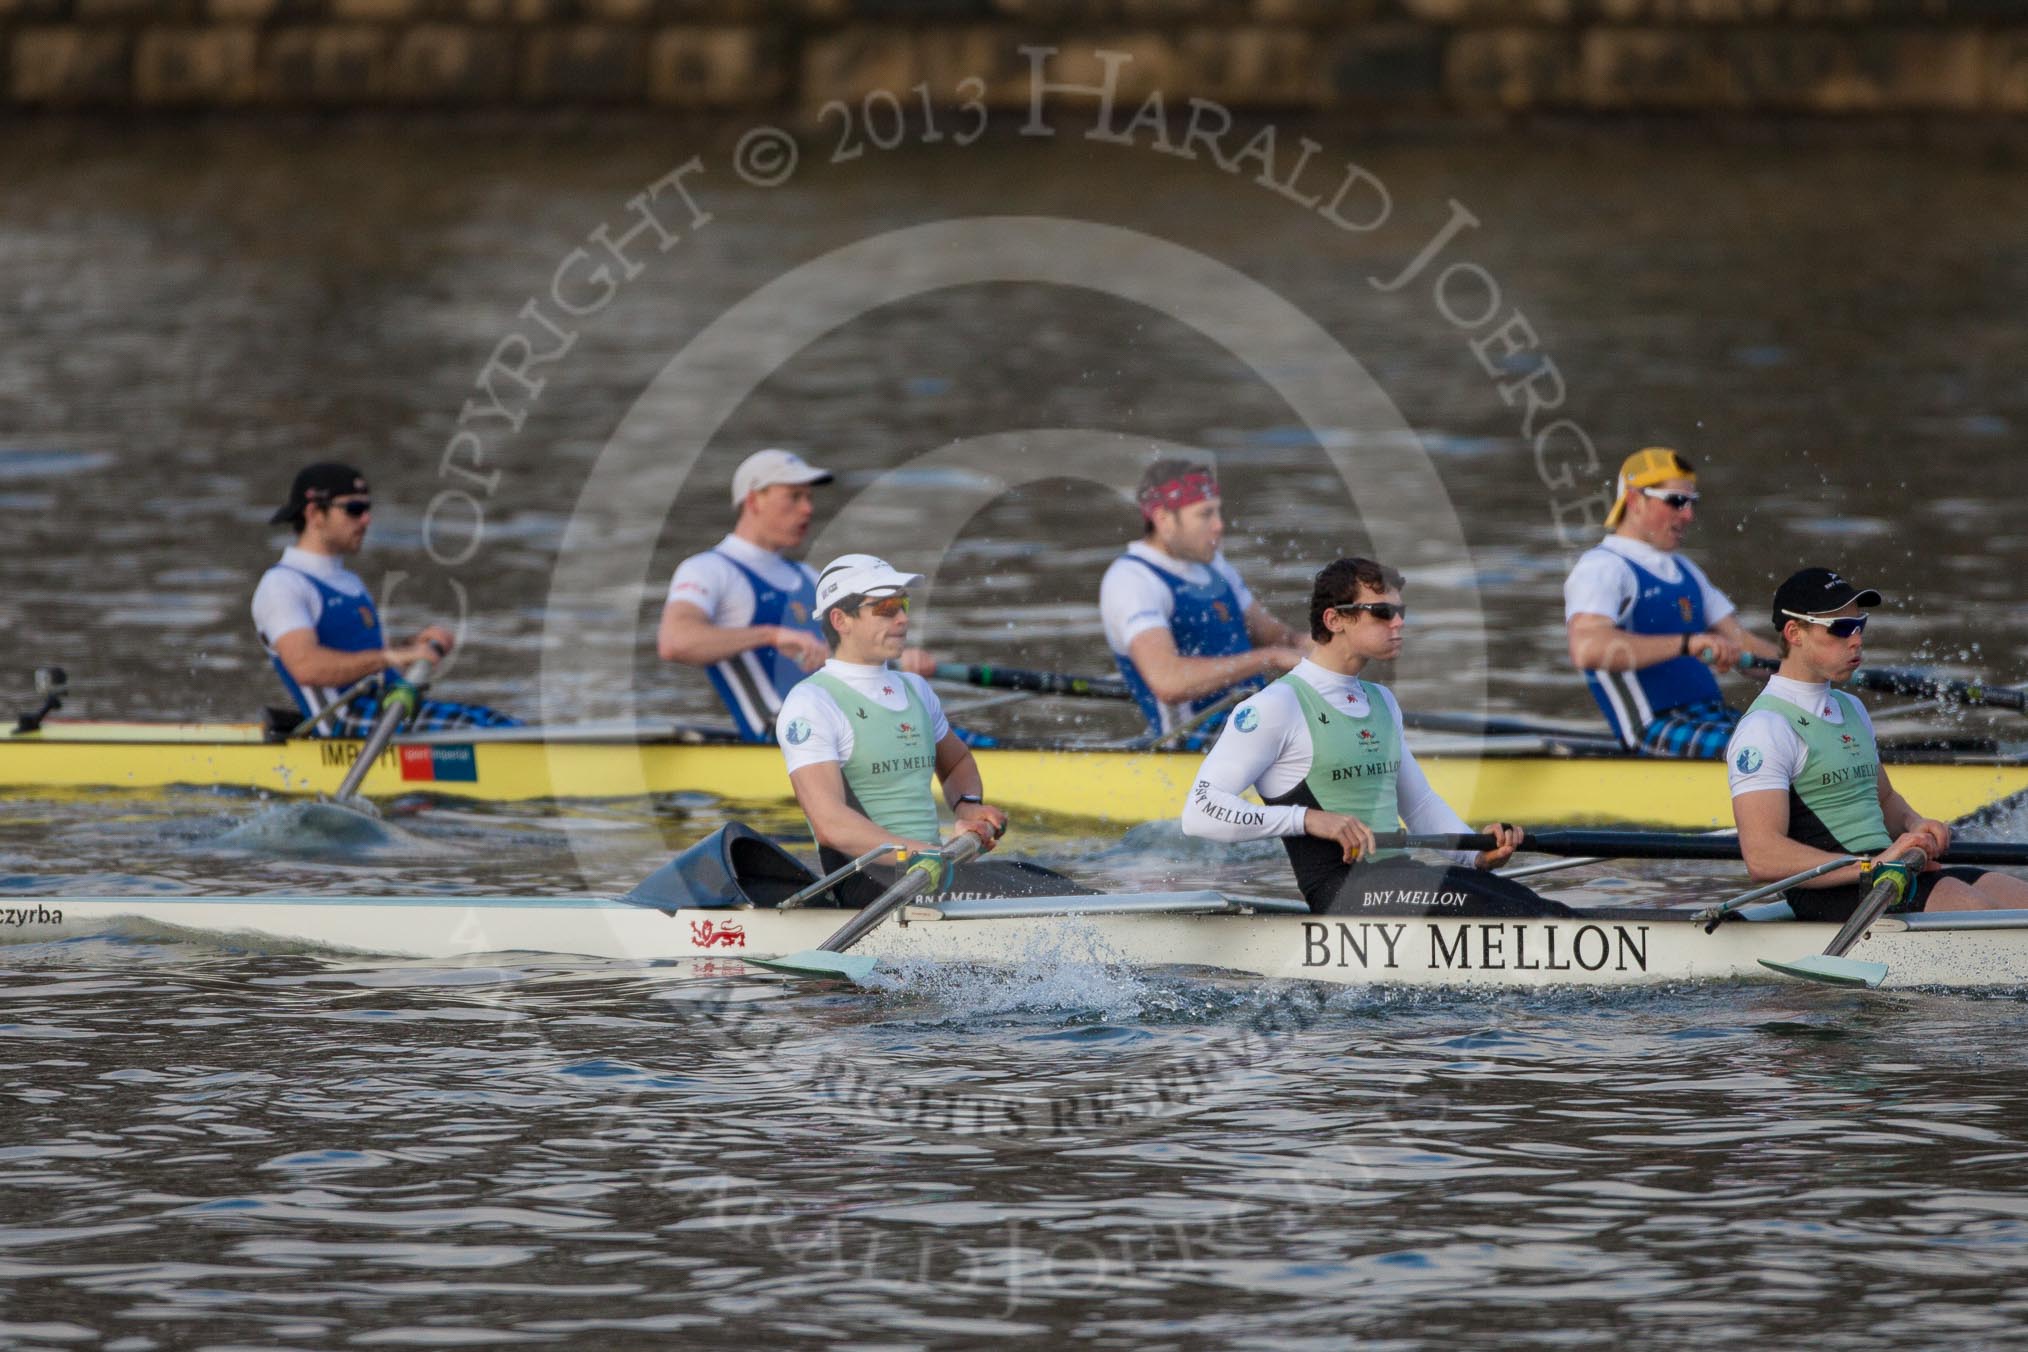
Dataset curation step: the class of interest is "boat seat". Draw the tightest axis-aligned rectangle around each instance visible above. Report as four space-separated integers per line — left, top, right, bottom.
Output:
625 823 818 912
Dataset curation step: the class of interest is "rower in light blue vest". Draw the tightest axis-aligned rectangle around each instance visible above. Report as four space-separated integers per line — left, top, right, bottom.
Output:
1727 566 2028 922
1099 458 1306 744
1564 448 1779 759
1181 557 1543 916
251 462 519 737
658 449 948 743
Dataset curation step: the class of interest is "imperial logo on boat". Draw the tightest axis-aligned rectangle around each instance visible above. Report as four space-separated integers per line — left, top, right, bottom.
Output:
397 744 477 783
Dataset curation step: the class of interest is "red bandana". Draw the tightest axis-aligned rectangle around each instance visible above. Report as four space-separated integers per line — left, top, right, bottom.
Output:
1138 470 1218 521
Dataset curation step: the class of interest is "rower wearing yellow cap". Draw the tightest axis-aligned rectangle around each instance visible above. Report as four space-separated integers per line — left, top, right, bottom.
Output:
1563 448 1779 758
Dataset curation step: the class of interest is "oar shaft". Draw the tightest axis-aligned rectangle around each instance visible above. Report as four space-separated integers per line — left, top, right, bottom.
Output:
816 833 985 954
1373 830 1740 859
1740 654 2028 713
778 844 898 910
1824 849 1928 957
1129 686 1252 751
1383 829 2028 866
933 663 1130 701
1693 856 1861 930
331 656 436 803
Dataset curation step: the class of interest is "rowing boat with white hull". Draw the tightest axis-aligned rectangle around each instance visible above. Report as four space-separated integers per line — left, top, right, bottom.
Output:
15 889 2028 988
11 824 2026 990
8 717 2028 828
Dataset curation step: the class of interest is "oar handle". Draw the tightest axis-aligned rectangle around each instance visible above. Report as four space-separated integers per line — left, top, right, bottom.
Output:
933 662 1131 701
1823 847 1927 958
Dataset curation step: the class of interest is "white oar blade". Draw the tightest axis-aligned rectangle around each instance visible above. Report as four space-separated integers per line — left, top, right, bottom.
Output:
745 950 880 983
1759 955 1888 989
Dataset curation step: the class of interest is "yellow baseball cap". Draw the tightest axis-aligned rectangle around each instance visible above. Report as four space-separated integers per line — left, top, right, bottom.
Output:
1604 447 1696 528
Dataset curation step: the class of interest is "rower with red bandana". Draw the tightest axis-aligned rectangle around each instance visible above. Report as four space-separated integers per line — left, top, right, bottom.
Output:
1100 458 1307 744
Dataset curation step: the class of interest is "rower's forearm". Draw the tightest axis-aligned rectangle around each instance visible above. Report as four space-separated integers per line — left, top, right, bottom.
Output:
284 647 393 689
1179 779 1303 843
657 617 783 665
1881 793 1924 838
1570 630 1688 673
808 805 936 858
939 760 984 806
1149 650 1279 704
1743 838 1868 889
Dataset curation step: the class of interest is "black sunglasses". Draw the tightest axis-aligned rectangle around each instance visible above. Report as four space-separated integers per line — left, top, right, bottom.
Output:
318 498 372 518
1334 602 1406 623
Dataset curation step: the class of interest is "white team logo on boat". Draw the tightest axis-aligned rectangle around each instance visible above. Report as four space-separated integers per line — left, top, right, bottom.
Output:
1735 746 1762 774
785 718 812 746
1234 706 1260 733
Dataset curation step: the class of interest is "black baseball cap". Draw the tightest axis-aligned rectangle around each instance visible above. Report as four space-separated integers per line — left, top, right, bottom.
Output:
270 462 369 524
1771 567 1883 630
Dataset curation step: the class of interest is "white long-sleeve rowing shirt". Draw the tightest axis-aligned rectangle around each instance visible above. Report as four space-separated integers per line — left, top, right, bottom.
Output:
1179 660 1476 866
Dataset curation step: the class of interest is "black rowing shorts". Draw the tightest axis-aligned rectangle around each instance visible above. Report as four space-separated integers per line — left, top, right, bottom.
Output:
1786 865 1989 924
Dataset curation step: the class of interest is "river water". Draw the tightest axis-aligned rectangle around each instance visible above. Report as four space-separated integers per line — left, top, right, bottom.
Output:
5 116 2028 1346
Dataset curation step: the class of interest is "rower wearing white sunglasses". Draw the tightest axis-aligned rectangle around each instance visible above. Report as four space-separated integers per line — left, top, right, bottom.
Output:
1565 447 1780 758
1726 568 2028 919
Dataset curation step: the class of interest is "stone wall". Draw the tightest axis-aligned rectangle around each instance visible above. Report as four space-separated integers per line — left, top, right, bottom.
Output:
2 1 2024 114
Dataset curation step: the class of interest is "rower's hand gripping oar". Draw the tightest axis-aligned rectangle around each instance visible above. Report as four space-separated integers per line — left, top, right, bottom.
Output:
1758 848 1928 989
328 646 442 808
748 832 987 983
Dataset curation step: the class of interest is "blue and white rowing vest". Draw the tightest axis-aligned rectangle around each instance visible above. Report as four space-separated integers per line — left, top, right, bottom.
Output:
1583 551 1724 744
706 550 823 743
1111 553 1260 735
267 566 394 729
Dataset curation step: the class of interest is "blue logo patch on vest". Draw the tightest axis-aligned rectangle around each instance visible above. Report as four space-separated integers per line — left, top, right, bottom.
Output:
1735 746 1762 774
1234 706 1259 733
785 718 812 746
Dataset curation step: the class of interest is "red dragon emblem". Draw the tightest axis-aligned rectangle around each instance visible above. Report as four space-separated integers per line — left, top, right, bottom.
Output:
1841 734 1855 746
689 919 746 949
898 721 914 734
1358 729 1376 742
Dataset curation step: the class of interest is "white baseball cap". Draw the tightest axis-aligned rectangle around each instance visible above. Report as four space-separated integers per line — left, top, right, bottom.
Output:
730 448 833 508
815 553 923 616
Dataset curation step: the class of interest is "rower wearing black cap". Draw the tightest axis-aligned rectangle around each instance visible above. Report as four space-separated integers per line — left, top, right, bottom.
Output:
252 462 519 736
1180 557 1551 916
1726 567 2028 919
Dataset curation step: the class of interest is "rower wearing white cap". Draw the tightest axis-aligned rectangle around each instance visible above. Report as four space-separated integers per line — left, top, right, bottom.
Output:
659 450 938 742
776 555 1009 901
